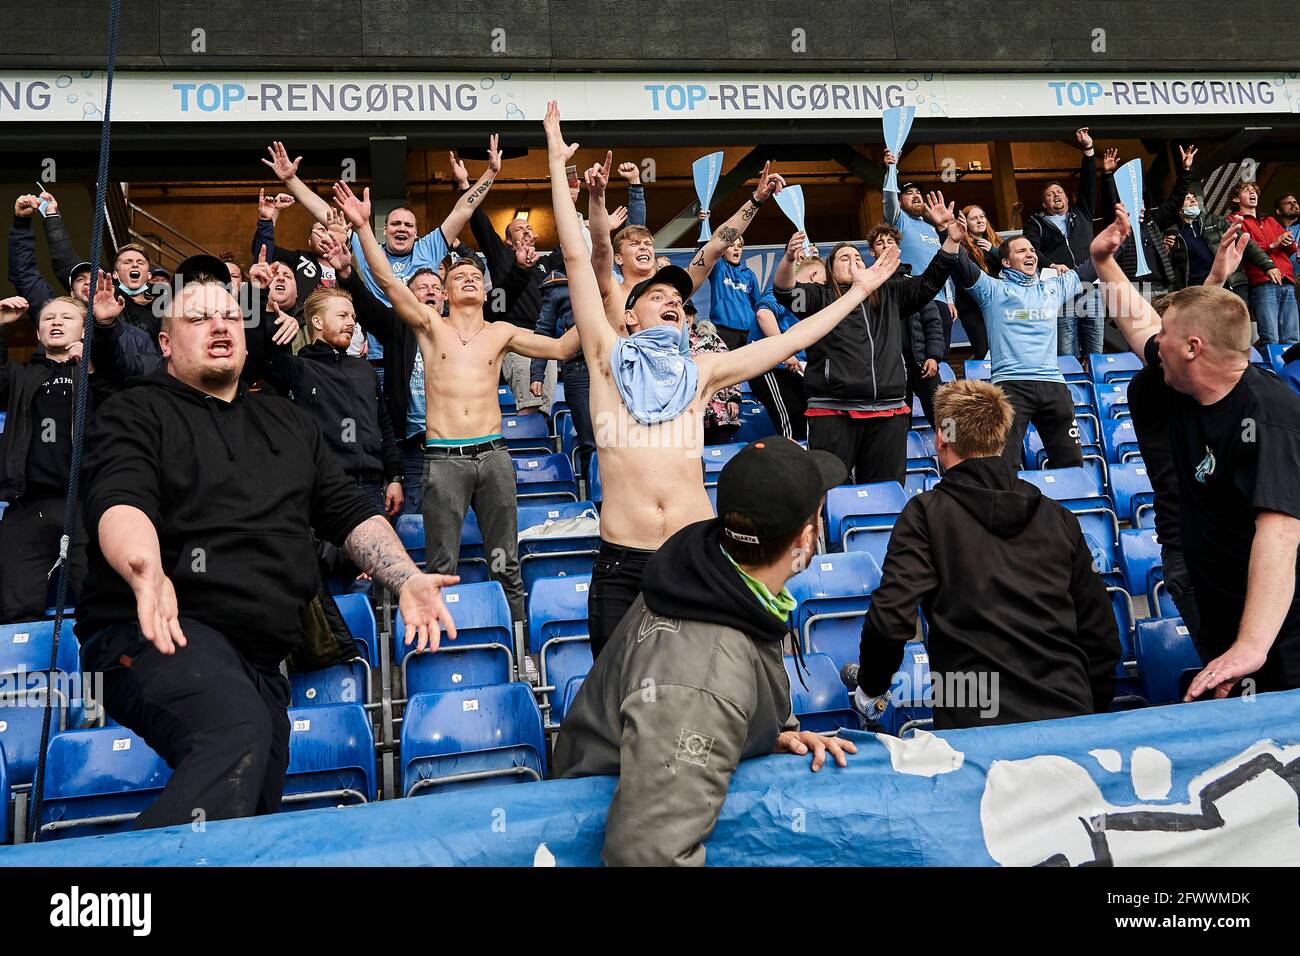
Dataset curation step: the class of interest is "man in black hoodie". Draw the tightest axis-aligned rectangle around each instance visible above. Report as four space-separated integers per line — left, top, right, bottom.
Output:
76 255 458 831
855 379 1119 729
554 437 856 866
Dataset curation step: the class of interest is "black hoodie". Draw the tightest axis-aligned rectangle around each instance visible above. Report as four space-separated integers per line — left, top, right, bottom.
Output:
75 369 381 669
858 456 1119 729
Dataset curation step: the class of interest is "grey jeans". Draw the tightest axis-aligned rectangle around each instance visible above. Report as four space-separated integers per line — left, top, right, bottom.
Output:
422 444 525 621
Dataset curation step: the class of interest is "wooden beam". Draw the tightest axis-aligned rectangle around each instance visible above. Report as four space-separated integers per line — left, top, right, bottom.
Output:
989 140 1018 230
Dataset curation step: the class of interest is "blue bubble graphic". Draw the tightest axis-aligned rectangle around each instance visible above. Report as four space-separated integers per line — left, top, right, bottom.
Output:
906 79 919 91
66 93 78 104
56 75 72 88
922 73 934 82
481 77 495 90
501 72 512 80
490 94 501 104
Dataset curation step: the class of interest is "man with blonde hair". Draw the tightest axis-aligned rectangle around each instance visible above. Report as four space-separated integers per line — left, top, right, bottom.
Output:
852 377 1119 729
1094 203 1300 700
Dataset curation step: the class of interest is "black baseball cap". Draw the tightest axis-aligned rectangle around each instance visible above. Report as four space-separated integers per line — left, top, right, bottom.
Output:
173 253 234 290
717 437 846 546
68 261 92 287
625 264 692 311
898 180 922 195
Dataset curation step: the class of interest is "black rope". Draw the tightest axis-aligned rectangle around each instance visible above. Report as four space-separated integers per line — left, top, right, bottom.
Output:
28 0 121 840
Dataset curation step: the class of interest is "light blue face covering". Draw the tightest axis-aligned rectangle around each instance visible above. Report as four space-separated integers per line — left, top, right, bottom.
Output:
119 282 150 296
609 324 698 426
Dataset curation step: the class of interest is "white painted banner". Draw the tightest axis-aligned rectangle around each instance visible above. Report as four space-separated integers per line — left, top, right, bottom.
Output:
0 70 1297 123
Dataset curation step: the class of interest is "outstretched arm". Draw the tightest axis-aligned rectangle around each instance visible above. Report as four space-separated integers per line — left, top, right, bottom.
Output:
545 102 616 367
587 153 615 298
701 246 902 392
333 182 433 336
507 323 581 361
262 141 332 223
685 162 786 292
1091 203 1160 358
439 135 501 247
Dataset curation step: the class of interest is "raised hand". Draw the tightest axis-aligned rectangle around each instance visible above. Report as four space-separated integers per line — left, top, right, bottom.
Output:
854 244 900 294
449 149 469 188
1102 147 1121 174
616 161 641 185
91 271 124 325
1207 222 1249 288
514 241 538 268
13 194 39 218
487 133 502 175
38 191 58 216
261 140 302 182
1179 144 1198 172
784 231 807 262
248 246 274 289
584 150 612 196
324 206 351 241
543 101 579 163
608 205 629 231
332 181 372 230
754 161 785 201
317 230 352 271
1090 203 1132 261
257 187 278 221
272 192 295 210
0 295 29 324
1075 127 1093 151
269 299 299 346
66 340 84 363
882 149 897 167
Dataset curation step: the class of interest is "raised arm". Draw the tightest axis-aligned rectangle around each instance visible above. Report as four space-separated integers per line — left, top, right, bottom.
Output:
545 102 617 366
39 192 83 286
685 162 786 292
438 135 501 247
586 152 615 298
1075 128 1098 216
701 246 901 392
333 181 433 336
881 149 901 224
1090 203 1160 358
618 162 648 227
772 232 805 291
262 141 332 223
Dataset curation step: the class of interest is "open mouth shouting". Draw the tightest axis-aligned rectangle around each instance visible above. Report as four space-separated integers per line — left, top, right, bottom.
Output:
208 336 235 359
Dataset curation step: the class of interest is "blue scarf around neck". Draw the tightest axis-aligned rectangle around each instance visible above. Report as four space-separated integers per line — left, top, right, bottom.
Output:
609 324 698 426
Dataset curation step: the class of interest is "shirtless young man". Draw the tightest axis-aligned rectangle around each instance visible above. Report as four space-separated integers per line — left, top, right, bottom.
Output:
587 152 786 334
543 102 902 655
333 181 579 626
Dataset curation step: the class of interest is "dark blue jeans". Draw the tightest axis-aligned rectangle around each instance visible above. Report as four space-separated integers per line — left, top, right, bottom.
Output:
399 439 425 515
563 360 595 478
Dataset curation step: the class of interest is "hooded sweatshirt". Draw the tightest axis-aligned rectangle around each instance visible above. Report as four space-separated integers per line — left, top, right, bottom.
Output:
553 519 798 867
857 456 1119 729
76 369 380 669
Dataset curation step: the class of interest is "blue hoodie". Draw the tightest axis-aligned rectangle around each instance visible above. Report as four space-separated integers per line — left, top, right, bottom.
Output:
707 258 761 332
956 255 1097 384
885 191 954 306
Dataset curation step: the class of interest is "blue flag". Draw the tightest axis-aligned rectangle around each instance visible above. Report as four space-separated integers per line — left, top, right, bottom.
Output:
1115 158 1150 277
693 151 724 241
882 105 916 194
774 184 810 253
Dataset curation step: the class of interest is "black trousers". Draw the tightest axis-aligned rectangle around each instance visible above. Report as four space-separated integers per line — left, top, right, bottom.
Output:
714 326 750 352
588 539 655 659
0 496 86 623
807 411 911 486
908 365 940 430
957 300 989 360
83 619 291 831
996 380 1083 472
749 368 807 440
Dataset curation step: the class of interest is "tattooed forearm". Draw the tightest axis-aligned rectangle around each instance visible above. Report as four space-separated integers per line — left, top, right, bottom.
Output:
740 200 759 221
465 178 494 206
690 250 707 268
717 225 740 245
344 515 420 594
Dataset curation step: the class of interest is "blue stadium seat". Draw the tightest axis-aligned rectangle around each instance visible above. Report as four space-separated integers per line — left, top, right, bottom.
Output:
394 513 489 582
964 359 991 380
396 581 514 696
1108 461 1155 525
903 473 929 498
1088 351 1142 384
1022 424 1107 491
516 501 600 598
586 454 603 505
334 592 379 670
1095 381 1131 419
527 575 593 728
702 442 747 487
1136 617 1202 706
1266 343 1289 376
783 653 857 733
905 430 939 476
0 619 82 789
878 642 934 735
1149 574 1180 619
514 453 579 504
1019 467 1119 575
1119 528 1163 601
787 551 882 666
1017 466 1103 508
561 676 586 720
706 484 718 515
1248 346 1268 370
0 747 7 843
290 658 370 708
497 384 516 412
910 395 930 431
733 401 776 444
281 704 377 810
550 382 569 437
937 361 956 383
1057 354 1088 383
501 413 554 456
400 684 546 797
825 481 909 552
1101 417 1141 465
36 726 170 840
923 475 942 491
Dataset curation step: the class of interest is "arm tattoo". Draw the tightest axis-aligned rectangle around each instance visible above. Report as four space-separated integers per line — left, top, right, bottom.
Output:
690 250 707 268
466 178 493 206
344 515 419 594
740 200 758 222
717 225 740 245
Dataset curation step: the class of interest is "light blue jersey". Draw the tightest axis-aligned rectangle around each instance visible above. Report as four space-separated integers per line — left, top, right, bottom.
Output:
965 267 1085 384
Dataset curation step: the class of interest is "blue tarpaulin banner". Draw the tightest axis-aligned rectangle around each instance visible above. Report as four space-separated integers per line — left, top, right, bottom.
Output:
5 690 1298 867
693 150 724 241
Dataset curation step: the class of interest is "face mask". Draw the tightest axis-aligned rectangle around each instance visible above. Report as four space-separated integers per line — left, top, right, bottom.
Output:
119 281 150 296
1183 206 1201 219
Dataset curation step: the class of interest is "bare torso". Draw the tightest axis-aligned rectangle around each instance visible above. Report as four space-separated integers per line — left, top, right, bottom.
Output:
588 348 716 551
416 311 517 440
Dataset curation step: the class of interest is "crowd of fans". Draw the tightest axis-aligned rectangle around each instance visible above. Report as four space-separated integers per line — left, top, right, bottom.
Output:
2 110 1299 864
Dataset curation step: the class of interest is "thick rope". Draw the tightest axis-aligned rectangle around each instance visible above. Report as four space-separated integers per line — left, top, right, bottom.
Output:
28 0 121 840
